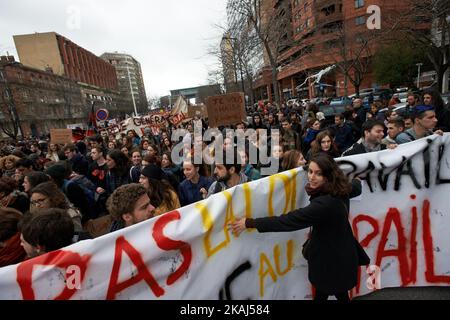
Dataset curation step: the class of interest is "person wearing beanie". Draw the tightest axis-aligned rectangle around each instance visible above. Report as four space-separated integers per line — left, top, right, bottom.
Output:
139 164 180 216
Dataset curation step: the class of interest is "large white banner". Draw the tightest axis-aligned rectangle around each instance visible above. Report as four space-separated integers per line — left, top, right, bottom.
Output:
0 135 449 300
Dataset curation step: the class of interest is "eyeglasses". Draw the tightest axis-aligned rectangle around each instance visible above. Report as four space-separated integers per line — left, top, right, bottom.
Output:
30 198 48 206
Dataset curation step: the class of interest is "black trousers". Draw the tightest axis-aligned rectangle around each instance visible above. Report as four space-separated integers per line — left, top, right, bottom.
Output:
314 290 350 301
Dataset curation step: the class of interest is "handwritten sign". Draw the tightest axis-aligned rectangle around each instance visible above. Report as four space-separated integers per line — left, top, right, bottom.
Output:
206 92 246 128
50 129 73 144
188 105 208 119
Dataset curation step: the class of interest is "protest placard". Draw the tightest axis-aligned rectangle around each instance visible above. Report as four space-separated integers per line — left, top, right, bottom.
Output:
206 92 246 128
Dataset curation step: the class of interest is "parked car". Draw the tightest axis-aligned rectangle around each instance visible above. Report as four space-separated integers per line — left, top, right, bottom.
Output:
330 96 352 107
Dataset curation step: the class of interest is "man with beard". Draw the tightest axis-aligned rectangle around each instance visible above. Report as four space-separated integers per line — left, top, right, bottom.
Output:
207 148 249 197
342 120 387 156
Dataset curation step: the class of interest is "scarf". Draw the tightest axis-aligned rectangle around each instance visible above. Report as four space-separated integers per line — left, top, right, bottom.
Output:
305 183 326 197
0 233 26 268
362 140 382 153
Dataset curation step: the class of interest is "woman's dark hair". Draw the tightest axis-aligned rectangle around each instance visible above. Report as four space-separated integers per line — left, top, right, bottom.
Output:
0 176 17 196
122 136 133 150
148 143 160 156
309 154 352 197
422 89 445 111
139 139 149 150
24 172 50 193
20 208 74 252
161 152 174 167
282 150 304 171
0 207 23 242
148 178 177 210
307 118 319 129
143 154 162 167
107 149 130 177
30 182 69 210
310 130 339 156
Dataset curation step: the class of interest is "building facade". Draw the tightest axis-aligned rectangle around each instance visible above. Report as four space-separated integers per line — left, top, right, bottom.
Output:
170 85 222 105
13 32 118 90
234 0 426 101
101 52 148 116
0 56 86 137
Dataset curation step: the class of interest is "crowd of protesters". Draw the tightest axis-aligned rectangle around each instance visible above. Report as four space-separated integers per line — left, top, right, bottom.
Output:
0 88 448 299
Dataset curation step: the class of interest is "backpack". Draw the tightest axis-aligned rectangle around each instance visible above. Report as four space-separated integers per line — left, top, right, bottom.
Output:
63 177 97 211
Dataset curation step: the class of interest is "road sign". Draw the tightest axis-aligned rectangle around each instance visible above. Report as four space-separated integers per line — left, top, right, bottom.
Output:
96 109 109 121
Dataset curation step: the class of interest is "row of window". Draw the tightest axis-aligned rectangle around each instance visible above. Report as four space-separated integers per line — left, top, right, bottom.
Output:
84 93 113 102
295 18 311 34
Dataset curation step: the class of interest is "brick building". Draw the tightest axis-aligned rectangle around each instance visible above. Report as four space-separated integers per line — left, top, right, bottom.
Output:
0 56 86 137
248 0 425 101
13 32 118 90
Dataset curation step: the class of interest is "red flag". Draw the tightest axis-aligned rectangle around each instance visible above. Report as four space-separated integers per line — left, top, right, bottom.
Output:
87 102 97 137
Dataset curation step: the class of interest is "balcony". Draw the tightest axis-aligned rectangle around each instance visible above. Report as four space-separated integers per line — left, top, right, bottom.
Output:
316 11 344 27
314 0 342 10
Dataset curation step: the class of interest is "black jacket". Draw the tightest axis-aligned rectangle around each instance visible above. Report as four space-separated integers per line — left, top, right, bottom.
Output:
342 142 386 157
247 180 362 293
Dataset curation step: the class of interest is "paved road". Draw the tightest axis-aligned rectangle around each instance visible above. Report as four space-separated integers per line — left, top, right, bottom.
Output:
354 287 450 300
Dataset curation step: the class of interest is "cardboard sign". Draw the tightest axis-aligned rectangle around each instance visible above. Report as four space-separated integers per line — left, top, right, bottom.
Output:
50 129 73 144
206 92 246 128
188 104 208 119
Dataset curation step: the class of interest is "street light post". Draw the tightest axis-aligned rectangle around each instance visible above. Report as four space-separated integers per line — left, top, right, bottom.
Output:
126 59 138 117
416 63 423 89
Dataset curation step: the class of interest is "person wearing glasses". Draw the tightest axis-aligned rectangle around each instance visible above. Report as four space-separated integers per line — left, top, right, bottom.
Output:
29 182 82 232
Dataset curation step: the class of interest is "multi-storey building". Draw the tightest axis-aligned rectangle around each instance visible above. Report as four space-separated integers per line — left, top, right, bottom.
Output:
244 0 427 101
13 32 118 90
0 56 86 137
101 52 148 115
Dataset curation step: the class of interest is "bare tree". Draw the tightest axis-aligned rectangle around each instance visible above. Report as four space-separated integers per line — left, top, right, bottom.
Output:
398 0 450 92
328 22 375 96
227 0 294 104
0 88 21 140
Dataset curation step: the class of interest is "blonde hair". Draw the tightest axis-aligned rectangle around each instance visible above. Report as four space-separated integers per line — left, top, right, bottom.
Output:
0 155 21 170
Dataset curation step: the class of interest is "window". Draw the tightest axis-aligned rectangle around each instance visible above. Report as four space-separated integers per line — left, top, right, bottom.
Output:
355 0 364 8
0 71 4 81
306 18 310 28
293 0 299 7
355 15 365 25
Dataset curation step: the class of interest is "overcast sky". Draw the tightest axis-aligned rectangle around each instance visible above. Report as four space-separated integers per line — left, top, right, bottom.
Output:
0 0 227 98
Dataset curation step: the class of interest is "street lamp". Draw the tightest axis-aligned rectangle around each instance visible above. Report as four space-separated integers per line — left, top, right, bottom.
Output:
416 63 423 89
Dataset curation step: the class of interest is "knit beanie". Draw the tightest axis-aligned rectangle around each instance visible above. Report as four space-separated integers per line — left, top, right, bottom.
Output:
44 164 66 180
141 164 164 181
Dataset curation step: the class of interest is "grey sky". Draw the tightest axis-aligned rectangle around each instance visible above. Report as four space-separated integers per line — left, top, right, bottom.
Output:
0 0 227 98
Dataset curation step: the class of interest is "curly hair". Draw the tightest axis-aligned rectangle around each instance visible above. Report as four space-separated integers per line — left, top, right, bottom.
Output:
106 183 148 222
309 154 352 197
0 155 21 170
30 182 69 210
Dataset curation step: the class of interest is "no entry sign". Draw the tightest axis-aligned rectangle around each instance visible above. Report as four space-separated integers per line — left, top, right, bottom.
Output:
96 109 109 121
